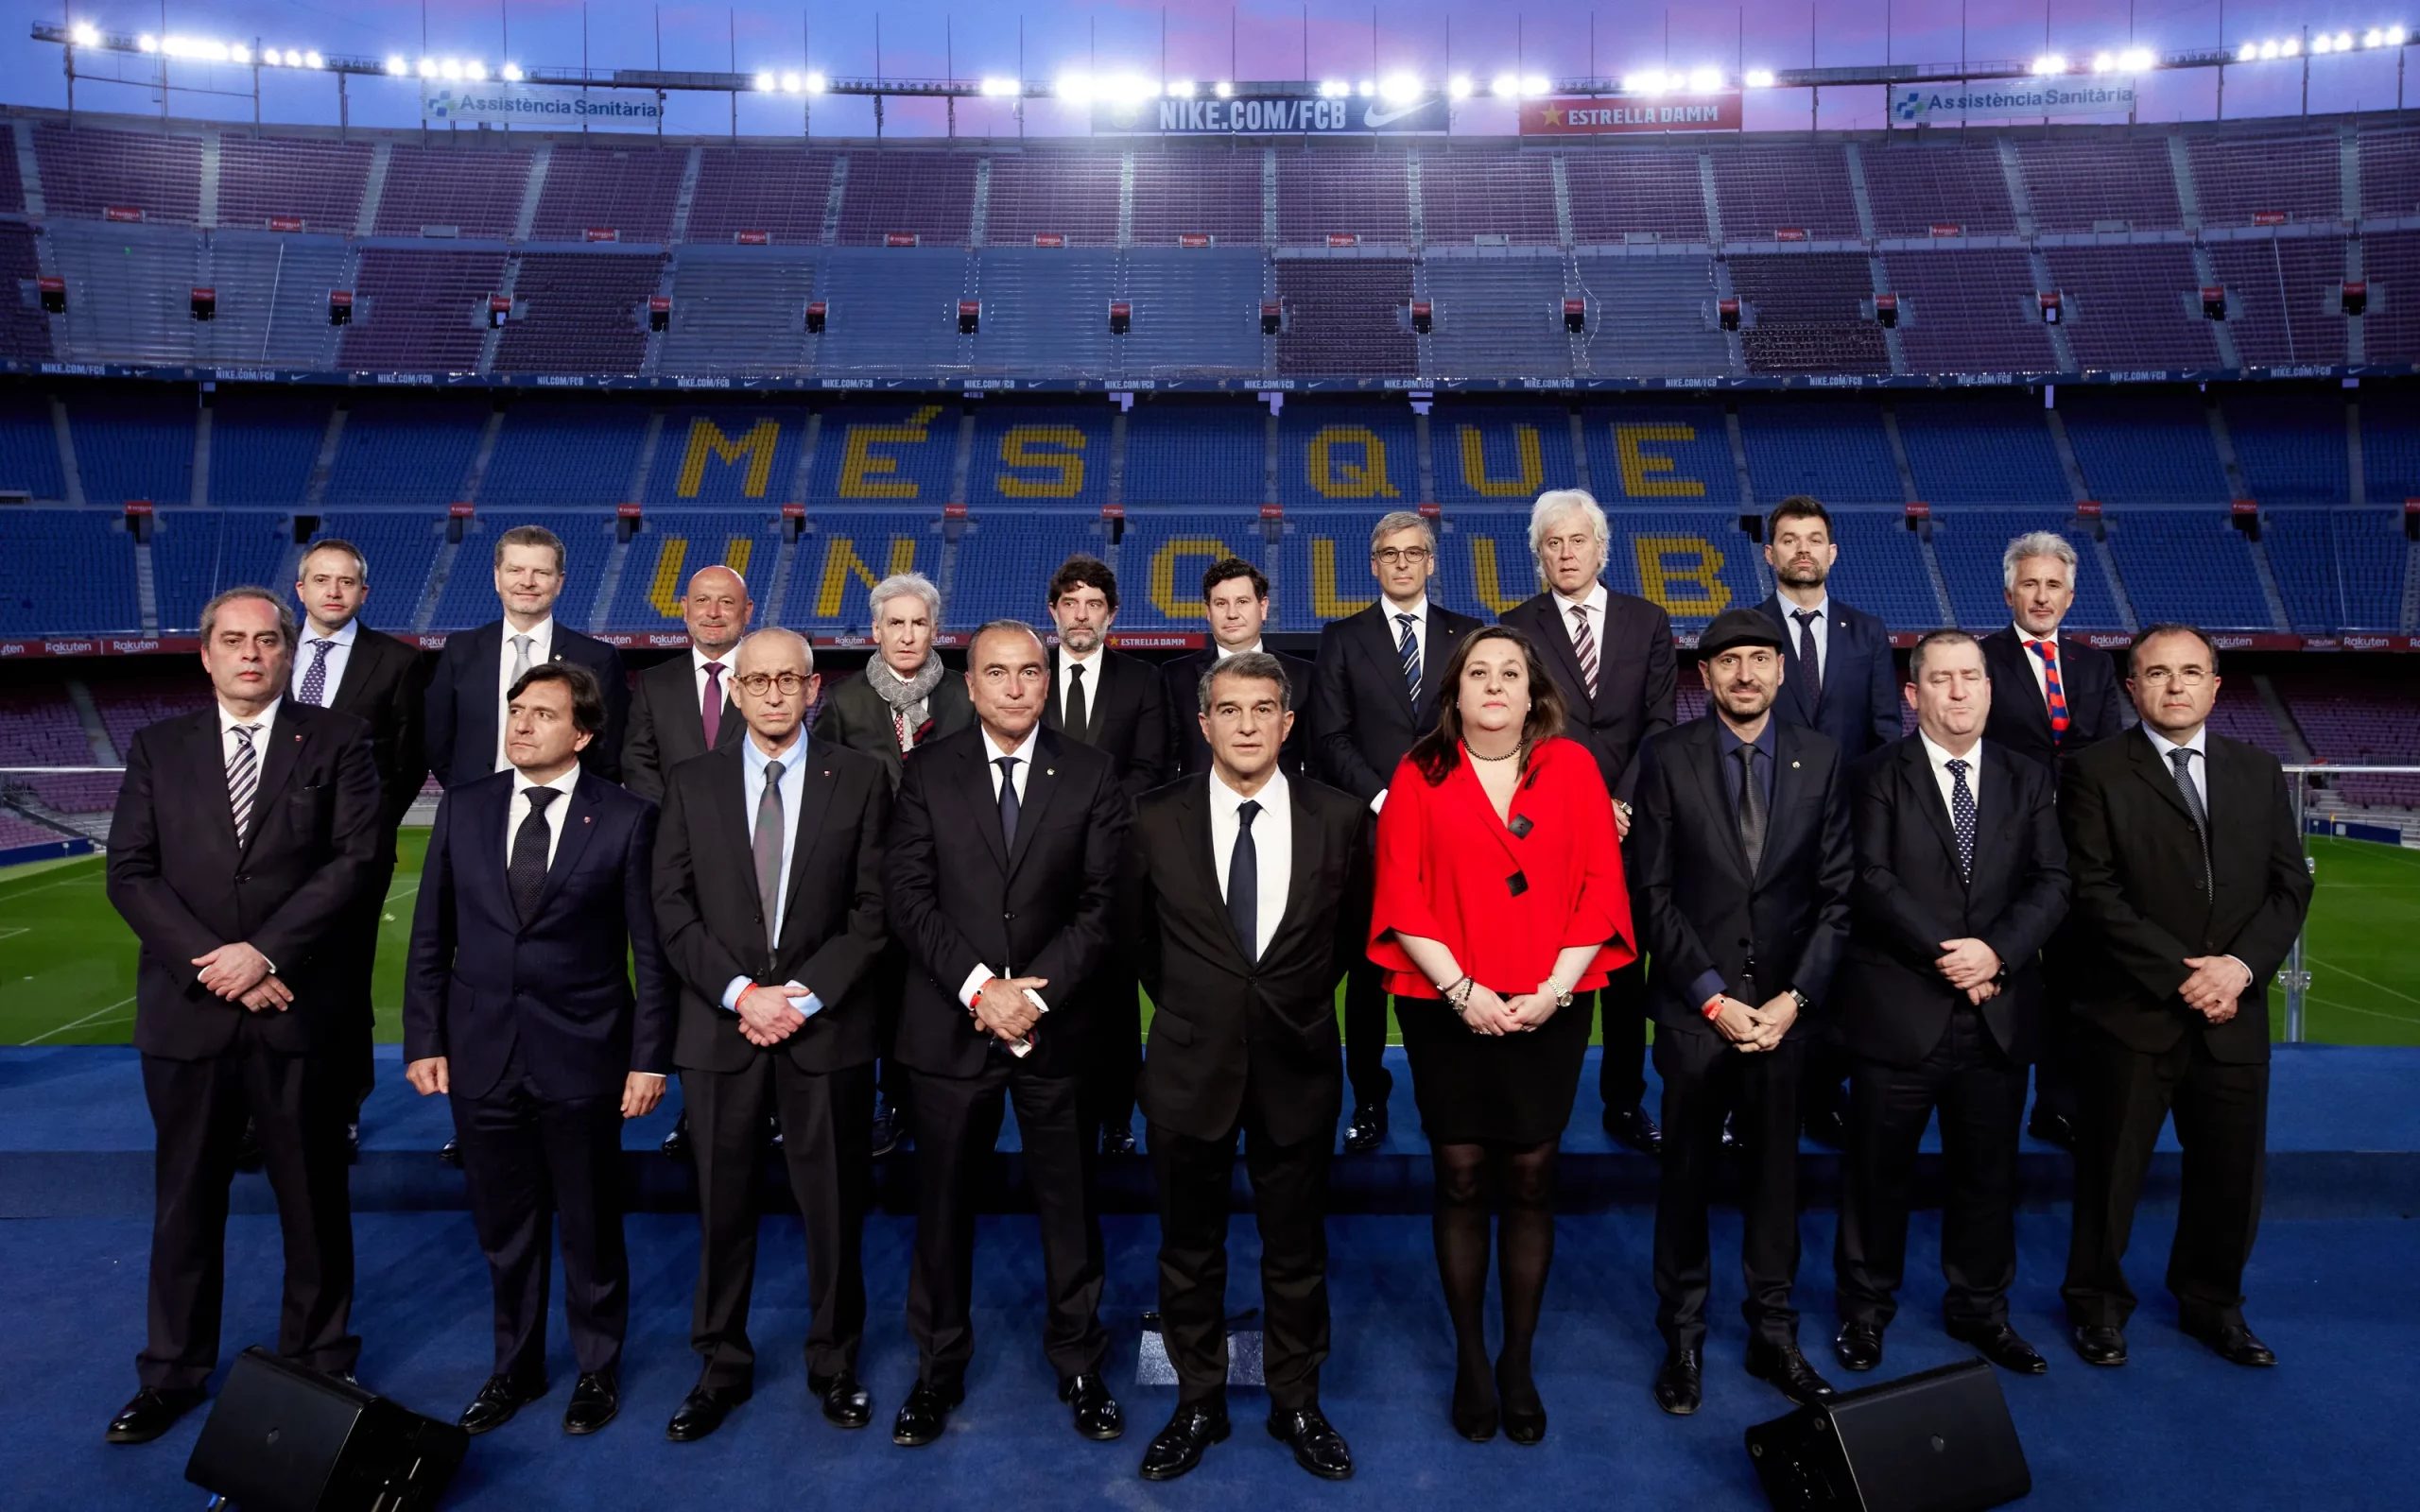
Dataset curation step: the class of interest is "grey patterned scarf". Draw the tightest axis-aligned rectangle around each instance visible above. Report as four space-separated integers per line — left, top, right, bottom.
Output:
861 653 945 752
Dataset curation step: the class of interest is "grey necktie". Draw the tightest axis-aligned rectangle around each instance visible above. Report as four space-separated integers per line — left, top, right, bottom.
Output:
510 633 533 685
2169 747 2212 896
754 758 786 948
1945 757 1977 885
509 787 559 924
1734 744 1766 875
1229 799 1261 963
996 756 1021 850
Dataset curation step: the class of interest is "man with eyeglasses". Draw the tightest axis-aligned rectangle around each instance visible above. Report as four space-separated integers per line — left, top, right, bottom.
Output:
650 630 893 1443
2056 625 2310 1373
1309 511 1480 1154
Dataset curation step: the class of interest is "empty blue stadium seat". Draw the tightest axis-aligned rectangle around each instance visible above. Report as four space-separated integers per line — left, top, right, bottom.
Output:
948 511 1109 629
324 397 490 506
785 511 943 635
2221 394 2349 505
311 511 443 618
1602 510 1761 627
1122 401 1265 506
1277 404 1420 510
71 391 195 505
2106 509 2273 627
2358 389 2420 503
606 510 786 630
1737 402 1903 506
1429 405 1580 507
1823 511 1941 630
965 404 1114 510
483 401 653 507
1116 513 1269 633
643 404 810 507
209 394 329 506
150 509 293 630
1582 404 1742 507
801 404 957 507
2060 393 2230 503
2262 507 2408 630
428 511 615 631
0 391 65 501
0 510 138 633
1929 511 2123 630
1893 399 2071 507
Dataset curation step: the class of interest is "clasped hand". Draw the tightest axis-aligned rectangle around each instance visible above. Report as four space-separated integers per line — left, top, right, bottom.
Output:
2179 954 2251 1023
735 983 807 1047
1935 937 2002 1007
194 941 290 1011
1709 992 1798 1053
1460 983 1562 1037
975 975 1049 1045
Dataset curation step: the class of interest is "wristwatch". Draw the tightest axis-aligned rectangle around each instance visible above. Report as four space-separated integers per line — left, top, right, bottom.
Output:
1549 979 1574 1009
1788 988 1811 1016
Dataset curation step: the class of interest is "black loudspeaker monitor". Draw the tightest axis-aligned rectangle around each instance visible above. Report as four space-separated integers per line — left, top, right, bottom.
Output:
185 1347 469 1512
1744 1358 2029 1512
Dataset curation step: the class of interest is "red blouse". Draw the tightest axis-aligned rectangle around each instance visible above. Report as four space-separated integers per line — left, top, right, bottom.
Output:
1368 736 1638 1000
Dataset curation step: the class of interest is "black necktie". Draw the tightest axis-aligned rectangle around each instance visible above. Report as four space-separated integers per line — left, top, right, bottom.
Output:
2169 747 2212 896
1945 756 1977 885
1734 745 1766 875
996 756 1021 850
1792 610 1824 713
1064 662 1090 743
510 787 560 924
1228 799 1261 963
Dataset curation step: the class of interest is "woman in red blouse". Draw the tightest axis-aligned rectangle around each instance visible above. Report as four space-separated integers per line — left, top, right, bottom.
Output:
1369 625 1637 1447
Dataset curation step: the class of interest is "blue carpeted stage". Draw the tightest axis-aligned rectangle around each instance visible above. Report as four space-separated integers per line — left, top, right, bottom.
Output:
1 1045 2414 1508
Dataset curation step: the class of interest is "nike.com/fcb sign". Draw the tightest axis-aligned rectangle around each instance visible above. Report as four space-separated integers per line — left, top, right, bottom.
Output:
1522 94 1742 133
1095 94 1448 135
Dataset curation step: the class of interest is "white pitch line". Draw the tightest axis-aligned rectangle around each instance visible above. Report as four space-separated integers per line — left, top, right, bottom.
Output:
2307 956 2420 1008
2306 992 2420 1026
0 927 26 942
24 995 137 1044
0 867 106 903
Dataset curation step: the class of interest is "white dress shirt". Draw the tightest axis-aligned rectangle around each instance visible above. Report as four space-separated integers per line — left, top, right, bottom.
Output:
1551 580 1610 681
720 730 821 1022
1371 595 1432 815
2140 723 2210 814
1778 592 1831 684
959 723 1047 1011
506 763 579 868
1208 766 1292 960
2011 624 2057 708
1213 639 1265 659
495 616 557 770
1056 644 1104 730
1916 730 1981 824
290 617 357 705
218 696 283 763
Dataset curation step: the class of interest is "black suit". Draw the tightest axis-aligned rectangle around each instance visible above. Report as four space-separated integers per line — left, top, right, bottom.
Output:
1045 645 1168 1147
653 737 890 1390
1979 625 2128 1129
621 649 746 802
423 619 630 789
1121 774 1370 1411
884 725 1130 1390
1309 598 1481 1113
812 663 978 792
403 769 673 1383
1834 737 2069 1333
1500 587 1676 1113
1159 646 1319 780
299 623 428 1106
2057 729 2311 1332
106 700 382 1392
1629 715 1852 1353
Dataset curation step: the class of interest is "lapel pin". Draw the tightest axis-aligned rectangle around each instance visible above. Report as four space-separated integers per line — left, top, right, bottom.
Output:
1046 768 1055 776
1791 760 1801 768
583 815 593 824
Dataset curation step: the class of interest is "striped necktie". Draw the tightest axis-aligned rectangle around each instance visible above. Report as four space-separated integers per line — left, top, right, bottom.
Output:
1396 613 1421 703
226 723 261 843
2026 639 2070 745
1569 602 1599 700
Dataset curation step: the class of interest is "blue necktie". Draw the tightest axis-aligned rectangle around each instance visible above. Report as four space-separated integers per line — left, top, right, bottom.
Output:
1945 757 1976 885
996 756 1021 850
1396 613 1421 703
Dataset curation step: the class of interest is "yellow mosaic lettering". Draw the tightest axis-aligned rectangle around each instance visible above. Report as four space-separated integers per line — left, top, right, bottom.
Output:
676 417 782 499
1457 425 1544 498
1150 538 1235 620
994 425 1087 497
1468 536 1536 615
1310 539 1376 619
1614 424 1706 499
814 535 920 618
1634 535 1730 617
646 538 688 618
838 404 945 499
1306 426 1399 499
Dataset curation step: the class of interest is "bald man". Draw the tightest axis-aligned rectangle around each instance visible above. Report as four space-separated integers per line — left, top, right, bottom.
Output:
625 565 753 804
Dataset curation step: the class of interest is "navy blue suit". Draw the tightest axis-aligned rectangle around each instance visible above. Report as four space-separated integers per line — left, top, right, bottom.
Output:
423 619 630 789
404 766 673 1383
1756 593 1901 764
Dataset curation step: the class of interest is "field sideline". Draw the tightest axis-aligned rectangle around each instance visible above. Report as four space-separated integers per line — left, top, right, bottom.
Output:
2 834 2415 1049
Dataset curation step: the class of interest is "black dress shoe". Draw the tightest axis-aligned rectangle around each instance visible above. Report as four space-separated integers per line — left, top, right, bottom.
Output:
1342 1104 1387 1154
459 1374 544 1435
1450 1361 1498 1441
2182 1315 2276 1367
1746 1343 1836 1407
1603 1103 1663 1157
870 1100 903 1160
1059 1372 1123 1440
666 1383 752 1442
106 1386 205 1444
766 1113 784 1151
2071 1324 2129 1367
1100 1125 1137 1157
1720 1111 1740 1151
661 1110 691 1160
1139 1400 1230 1481
809 1369 873 1428
438 1136 463 1168
1833 1320 1884 1373
1652 1346 1703 1417
1269 1405 1354 1480
2028 1110 2077 1151
891 1380 961 1447
562 1372 619 1435
1949 1322 2049 1375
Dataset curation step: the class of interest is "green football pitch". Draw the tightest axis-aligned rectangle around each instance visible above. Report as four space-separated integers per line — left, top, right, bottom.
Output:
3 833 2416 1049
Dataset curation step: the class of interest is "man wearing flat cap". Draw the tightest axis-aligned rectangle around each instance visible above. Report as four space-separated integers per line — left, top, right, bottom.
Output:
1627 608 1854 1418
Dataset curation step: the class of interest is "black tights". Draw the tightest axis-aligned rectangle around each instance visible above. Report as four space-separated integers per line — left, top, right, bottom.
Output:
1431 1139 1559 1406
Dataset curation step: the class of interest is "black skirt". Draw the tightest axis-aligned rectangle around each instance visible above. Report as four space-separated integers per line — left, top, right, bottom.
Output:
1396 988 1592 1145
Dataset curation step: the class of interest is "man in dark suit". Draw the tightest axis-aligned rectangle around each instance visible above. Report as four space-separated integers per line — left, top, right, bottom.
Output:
1042 555 1167 1159
1497 489 1675 1156
1160 556 1317 780
1309 510 1481 1153
1832 630 2069 1381
1979 531 2128 1150
289 538 428 1149
651 629 892 1442
403 662 673 1439
1121 652 1368 1484
2058 625 2310 1371
883 618 1132 1449
1754 495 1902 1147
813 571 977 1162
621 563 751 802
103 587 381 1445
1630 607 1852 1417
424 524 629 790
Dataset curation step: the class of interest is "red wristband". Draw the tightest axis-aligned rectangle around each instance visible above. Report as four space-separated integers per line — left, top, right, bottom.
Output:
1701 994 1727 1021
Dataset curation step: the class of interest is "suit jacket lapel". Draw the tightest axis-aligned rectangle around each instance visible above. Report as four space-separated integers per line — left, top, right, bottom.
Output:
1270 791 1322 952
1005 734 1066 877
1688 723 1754 884
190 713 243 854
1755 726 1807 887
1419 606 1461 723
963 735 1011 874
2126 729 2196 826
666 658 711 750
324 630 369 711
2005 635 2054 741
530 774 604 922
239 705 306 855
777 752 839 946
1904 740 1964 882
1534 594 1596 712
1363 607 1418 724
1178 782 1253 970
